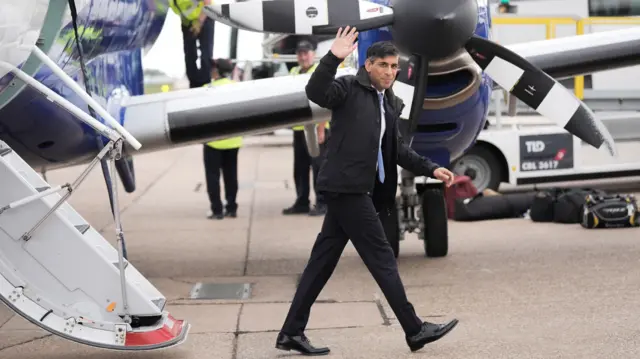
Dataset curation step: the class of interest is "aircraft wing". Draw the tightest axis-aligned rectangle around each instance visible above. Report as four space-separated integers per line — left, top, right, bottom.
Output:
122 27 640 154
121 67 356 154
505 26 640 82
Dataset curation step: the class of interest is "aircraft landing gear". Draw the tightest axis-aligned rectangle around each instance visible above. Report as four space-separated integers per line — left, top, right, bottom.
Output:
392 169 449 258
419 181 448 257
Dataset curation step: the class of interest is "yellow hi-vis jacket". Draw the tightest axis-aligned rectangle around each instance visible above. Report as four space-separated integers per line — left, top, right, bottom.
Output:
204 78 243 150
169 0 204 25
289 63 329 132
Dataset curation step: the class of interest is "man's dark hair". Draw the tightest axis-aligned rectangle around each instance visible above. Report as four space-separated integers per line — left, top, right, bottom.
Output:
366 41 399 63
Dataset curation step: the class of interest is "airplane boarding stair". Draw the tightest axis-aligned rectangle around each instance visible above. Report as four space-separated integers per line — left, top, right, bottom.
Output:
0 140 188 350
0 41 189 349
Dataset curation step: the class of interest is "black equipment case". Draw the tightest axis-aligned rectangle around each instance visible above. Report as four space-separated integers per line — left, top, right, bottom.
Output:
581 194 639 229
453 192 536 221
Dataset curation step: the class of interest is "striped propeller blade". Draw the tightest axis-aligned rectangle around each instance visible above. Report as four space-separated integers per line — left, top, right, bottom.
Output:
465 35 617 156
203 0 394 35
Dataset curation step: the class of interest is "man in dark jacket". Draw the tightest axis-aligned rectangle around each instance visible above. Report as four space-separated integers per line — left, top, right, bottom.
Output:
275 26 458 355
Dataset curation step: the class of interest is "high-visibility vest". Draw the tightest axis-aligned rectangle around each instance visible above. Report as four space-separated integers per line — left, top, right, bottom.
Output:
169 0 203 25
204 78 243 150
205 77 235 87
289 64 330 131
289 63 318 76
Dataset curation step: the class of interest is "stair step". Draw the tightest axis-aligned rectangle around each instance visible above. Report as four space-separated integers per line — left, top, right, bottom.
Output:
113 260 129 270
0 148 11 156
74 224 90 234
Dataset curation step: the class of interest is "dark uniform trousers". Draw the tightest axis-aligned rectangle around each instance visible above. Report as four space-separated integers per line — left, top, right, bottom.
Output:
182 17 215 88
203 146 239 214
281 191 423 337
292 130 329 208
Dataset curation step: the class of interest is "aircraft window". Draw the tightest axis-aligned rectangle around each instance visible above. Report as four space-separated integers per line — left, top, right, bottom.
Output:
588 0 640 16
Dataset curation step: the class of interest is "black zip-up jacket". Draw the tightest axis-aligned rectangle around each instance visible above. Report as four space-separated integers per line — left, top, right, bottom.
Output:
307 50 441 206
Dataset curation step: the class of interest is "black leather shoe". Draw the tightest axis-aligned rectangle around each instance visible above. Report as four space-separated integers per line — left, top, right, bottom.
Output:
308 204 327 216
207 211 224 220
406 319 459 352
282 205 310 215
275 332 330 356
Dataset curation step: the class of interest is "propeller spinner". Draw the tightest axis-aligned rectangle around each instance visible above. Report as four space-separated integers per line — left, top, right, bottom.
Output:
204 0 616 156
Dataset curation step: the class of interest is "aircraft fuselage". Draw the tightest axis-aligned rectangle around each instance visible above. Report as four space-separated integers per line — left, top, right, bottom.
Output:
0 0 167 170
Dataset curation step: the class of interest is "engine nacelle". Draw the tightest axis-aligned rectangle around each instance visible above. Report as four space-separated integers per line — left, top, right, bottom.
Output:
397 49 482 112
400 49 492 167
422 48 483 110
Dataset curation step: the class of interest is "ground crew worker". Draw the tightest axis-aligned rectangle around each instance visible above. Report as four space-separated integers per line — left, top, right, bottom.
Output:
282 40 329 217
203 59 242 220
169 0 214 88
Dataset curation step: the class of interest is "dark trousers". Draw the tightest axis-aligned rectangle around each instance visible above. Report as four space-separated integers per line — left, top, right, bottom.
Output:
203 146 239 214
280 192 423 337
292 130 327 208
182 18 214 88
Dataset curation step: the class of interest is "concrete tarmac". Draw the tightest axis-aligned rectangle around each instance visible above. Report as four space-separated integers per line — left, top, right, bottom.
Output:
1 134 640 358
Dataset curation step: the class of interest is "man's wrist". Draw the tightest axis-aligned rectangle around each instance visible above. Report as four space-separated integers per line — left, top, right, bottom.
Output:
325 50 345 65
329 49 344 60
429 165 440 178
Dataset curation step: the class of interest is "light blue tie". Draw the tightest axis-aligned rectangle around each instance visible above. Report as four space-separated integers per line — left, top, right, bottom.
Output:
377 92 385 183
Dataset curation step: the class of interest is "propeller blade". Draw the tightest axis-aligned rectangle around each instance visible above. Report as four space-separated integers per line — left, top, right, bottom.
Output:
391 55 418 139
464 35 617 156
407 55 429 136
203 0 394 35
392 54 428 140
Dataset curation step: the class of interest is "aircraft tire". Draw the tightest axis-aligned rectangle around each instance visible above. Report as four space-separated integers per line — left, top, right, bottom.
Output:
421 186 448 258
452 145 504 192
